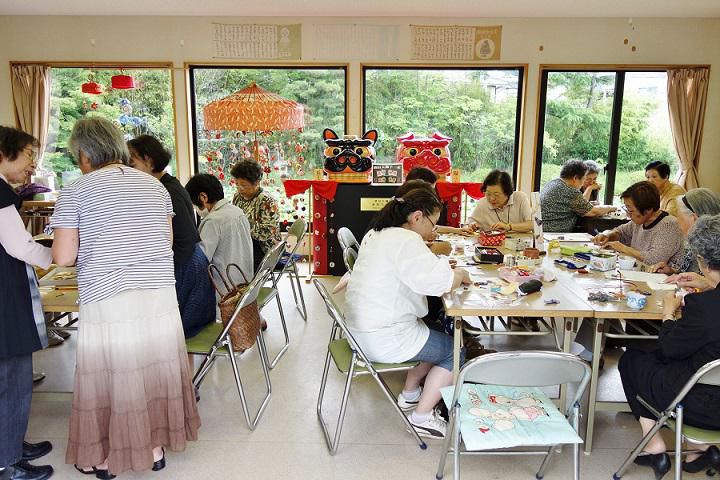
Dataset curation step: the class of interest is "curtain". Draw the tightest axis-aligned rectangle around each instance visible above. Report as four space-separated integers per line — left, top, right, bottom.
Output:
667 68 709 190
11 64 51 169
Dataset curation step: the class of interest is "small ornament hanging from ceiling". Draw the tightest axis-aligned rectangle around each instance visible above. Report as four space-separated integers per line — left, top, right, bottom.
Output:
111 68 136 90
81 71 103 95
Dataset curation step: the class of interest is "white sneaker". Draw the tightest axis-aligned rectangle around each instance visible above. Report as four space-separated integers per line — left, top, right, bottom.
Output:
397 389 422 411
408 410 447 439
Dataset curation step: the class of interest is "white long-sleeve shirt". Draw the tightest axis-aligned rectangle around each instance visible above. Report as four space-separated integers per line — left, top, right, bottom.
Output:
345 227 454 363
0 174 52 268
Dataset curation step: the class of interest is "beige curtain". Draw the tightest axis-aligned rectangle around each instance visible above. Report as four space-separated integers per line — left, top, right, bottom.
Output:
11 64 51 169
667 68 710 190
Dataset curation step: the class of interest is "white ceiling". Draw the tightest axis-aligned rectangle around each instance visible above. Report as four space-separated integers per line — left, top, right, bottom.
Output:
1 0 719 17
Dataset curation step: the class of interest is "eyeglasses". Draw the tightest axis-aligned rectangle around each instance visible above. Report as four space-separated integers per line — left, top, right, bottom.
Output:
22 147 37 162
425 215 438 232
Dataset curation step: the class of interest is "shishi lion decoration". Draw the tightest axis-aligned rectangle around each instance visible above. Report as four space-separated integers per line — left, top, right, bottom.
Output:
396 132 453 181
322 128 378 183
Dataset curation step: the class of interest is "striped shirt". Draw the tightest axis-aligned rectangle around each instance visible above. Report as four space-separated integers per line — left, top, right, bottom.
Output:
50 165 175 304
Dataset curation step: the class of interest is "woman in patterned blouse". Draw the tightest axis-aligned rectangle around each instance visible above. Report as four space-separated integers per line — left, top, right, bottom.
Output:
230 160 281 272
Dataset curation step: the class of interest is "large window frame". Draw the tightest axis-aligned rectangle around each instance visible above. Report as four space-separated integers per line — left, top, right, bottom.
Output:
11 60 178 180
187 63 349 174
361 64 526 183
533 64 707 203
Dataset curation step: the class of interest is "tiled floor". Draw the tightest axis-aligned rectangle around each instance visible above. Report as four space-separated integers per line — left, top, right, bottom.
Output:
29 275 705 479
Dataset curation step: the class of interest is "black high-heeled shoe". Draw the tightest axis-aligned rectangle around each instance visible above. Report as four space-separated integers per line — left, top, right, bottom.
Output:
634 452 671 480
683 445 720 473
152 448 165 472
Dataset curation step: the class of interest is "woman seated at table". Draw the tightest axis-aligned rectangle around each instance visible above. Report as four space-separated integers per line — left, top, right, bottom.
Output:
465 170 532 233
645 160 686 217
593 181 683 266
345 187 471 439
540 159 616 232
230 160 281 272
127 135 215 339
618 214 720 479
651 188 720 276
580 160 602 203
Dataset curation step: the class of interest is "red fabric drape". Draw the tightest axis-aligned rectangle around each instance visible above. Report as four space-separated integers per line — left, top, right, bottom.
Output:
435 182 484 227
282 179 338 200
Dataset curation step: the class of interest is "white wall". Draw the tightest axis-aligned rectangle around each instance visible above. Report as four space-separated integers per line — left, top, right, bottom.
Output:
1 15 718 191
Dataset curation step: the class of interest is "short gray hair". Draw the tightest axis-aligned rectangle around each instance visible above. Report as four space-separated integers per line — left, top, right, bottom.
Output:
688 214 720 270
677 188 720 218
583 160 602 175
68 116 129 168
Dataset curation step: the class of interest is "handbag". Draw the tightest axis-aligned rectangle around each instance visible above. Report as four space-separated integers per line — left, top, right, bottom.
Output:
208 263 261 352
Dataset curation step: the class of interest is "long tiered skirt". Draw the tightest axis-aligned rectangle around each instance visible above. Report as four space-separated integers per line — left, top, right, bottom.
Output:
65 287 201 475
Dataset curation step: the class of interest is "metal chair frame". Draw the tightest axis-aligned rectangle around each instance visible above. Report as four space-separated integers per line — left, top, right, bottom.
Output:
188 263 274 430
337 227 360 252
254 241 290 369
313 279 427 455
613 358 720 480
437 351 591 480
273 219 308 321
342 246 358 273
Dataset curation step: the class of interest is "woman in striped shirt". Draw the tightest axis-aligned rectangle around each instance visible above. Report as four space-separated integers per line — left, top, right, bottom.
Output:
50 117 200 478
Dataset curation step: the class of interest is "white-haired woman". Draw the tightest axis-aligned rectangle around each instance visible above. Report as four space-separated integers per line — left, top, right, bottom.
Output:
650 188 720 277
619 214 720 478
50 117 200 478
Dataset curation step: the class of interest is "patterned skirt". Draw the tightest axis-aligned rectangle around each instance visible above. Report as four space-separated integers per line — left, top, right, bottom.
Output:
65 287 201 475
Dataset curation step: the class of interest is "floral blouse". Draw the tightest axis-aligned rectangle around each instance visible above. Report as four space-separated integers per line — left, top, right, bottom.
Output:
232 187 281 254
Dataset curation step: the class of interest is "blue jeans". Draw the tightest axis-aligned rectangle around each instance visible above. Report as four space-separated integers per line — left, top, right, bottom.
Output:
407 329 464 372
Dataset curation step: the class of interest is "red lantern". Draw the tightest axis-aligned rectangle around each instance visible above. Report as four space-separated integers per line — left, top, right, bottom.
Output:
81 81 103 95
111 73 135 89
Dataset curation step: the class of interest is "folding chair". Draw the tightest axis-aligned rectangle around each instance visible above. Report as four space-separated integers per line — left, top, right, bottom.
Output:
313 279 427 455
273 218 308 321
337 227 360 252
186 262 273 430
342 246 358 273
255 241 290 369
613 358 720 480
437 351 591 480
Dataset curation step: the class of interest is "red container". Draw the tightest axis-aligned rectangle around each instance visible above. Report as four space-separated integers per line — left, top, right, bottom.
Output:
477 230 506 247
81 81 103 94
111 74 135 89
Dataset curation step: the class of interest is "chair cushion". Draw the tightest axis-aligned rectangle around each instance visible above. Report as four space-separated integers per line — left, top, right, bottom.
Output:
185 322 230 355
667 420 720 443
257 287 277 309
328 338 418 374
439 384 583 451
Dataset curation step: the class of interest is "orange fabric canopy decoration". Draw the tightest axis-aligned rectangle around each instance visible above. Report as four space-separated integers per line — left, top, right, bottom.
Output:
202 82 305 132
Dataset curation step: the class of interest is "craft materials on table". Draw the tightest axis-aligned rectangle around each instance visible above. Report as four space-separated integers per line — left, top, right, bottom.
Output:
474 246 504 264
543 232 594 243
607 270 675 291
477 230 506 247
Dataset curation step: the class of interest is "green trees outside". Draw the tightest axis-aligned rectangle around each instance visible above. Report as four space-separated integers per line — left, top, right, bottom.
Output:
364 68 520 182
44 67 175 187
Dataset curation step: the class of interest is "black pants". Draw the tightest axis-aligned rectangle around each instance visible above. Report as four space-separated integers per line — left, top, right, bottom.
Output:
0 354 32 468
619 348 720 430
252 238 265 274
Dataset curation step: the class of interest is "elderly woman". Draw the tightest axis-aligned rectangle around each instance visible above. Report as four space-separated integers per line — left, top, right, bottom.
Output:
651 188 720 276
230 160 281 272
580 160 602 203
645 160 686 217
593 181 683 266
0 127 54 480
618 214 720 478
127 135 215 339
540 159 616 232
466 170 532 233
50 118 200 478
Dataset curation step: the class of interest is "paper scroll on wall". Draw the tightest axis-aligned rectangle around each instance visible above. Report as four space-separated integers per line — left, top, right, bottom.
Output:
213 23 301 59
411 25 502 61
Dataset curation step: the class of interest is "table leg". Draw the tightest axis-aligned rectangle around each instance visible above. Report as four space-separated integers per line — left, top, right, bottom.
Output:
584 318 605 454
453 316 462 383
558 316 576 409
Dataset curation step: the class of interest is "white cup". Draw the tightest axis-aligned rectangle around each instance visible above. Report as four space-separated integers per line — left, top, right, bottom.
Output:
618 256 636 270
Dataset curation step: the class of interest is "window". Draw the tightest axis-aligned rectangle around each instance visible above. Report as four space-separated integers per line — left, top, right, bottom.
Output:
189 65 347 225
534 69 678 204
363 66 524 182
44 66 176 188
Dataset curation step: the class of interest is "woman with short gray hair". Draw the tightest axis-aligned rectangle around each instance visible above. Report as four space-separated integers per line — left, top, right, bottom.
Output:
619 214 720 477
581 160 603 202
50 117 200 477
651 188 720 276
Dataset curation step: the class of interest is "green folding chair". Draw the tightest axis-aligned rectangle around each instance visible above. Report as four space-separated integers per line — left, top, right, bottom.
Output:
273 218 308 321
186 262 273 430
437 351 590 480
254 240 290 369
337 227 360 252
342 246 358 273
613 358 720 480
313 279 427 455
